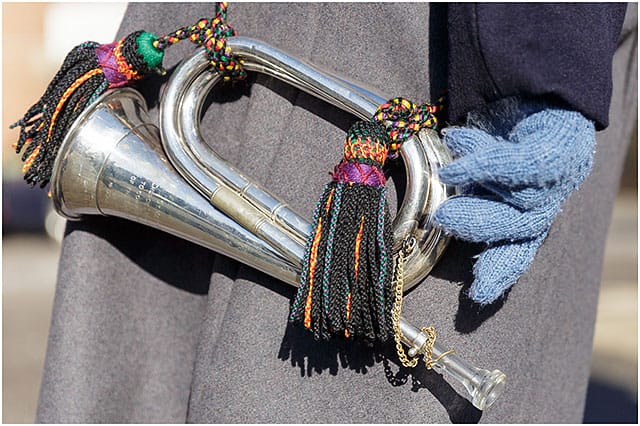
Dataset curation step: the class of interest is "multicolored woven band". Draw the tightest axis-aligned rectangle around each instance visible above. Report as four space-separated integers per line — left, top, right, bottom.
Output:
97 37 144 88
332 161 386 187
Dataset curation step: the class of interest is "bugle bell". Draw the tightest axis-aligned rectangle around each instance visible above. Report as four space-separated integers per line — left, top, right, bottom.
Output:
49 36 506 410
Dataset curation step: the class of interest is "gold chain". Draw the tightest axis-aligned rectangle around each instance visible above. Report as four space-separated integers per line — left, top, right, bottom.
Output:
391 240 438 369
420 326 437 369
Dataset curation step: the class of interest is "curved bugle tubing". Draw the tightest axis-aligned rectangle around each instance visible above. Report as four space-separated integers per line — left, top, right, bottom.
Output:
161 37 453 290
50 37 505 410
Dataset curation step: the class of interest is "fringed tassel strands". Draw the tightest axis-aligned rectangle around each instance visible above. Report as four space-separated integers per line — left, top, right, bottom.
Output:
10 2 243 188
289 97 443 343
289 121 394 342
10 32 165 188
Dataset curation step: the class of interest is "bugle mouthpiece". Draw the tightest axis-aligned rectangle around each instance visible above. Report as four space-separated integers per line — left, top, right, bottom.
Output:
399 318 506 410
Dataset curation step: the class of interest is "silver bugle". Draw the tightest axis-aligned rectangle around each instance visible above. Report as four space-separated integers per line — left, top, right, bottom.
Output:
161 37 506 409
49 38 506 410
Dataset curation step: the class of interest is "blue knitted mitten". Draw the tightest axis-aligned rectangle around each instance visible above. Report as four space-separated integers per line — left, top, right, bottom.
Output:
434 97 596 305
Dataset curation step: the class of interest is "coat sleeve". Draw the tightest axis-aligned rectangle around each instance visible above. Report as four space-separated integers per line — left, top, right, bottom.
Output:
446 3 627 130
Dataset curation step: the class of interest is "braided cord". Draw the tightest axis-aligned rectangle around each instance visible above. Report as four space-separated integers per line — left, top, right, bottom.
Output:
320 184 344 320
154 2 245 81
374 188 389 325
46 69 103 141
303 215 325 329
290 186 329 320
373 96 445 154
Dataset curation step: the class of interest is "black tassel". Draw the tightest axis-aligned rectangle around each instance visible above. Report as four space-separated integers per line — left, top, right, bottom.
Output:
10 2 245 189
290 121 395 342
289 98 443 343
10 31 165 188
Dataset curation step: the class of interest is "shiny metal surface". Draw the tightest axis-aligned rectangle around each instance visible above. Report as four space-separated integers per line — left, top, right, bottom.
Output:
49 38 504 409
399 316 506 410
161 36 454 291
51 89 299 282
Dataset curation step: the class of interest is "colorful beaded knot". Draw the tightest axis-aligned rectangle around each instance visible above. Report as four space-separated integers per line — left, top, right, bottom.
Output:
374 96 444 154
153 2 245 81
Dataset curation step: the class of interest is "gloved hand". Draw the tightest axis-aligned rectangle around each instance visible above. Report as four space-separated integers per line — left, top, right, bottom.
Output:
433 97 596 305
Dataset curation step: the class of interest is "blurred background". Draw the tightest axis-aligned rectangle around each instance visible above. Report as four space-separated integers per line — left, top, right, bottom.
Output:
2 2 637 423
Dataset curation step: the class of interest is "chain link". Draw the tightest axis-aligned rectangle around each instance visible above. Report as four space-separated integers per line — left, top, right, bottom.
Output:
391 239 438 369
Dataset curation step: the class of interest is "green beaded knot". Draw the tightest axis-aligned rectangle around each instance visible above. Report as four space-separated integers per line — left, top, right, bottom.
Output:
136 31 164 70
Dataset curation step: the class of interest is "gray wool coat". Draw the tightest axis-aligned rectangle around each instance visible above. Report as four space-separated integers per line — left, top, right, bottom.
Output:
37 3 637 423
